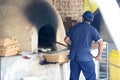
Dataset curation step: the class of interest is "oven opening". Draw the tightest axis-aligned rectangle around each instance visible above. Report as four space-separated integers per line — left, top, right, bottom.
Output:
38 24 56 52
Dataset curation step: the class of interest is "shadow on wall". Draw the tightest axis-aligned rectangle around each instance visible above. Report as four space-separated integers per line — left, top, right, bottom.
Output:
92 9 113 41
92 9 104 32
117 0 120 6
24 0 60 50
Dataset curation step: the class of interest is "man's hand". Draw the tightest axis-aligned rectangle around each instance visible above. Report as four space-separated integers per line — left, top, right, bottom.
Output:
94 56 102 61
64 36 71 45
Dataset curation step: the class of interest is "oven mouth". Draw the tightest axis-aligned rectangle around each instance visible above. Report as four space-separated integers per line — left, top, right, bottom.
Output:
38 24 56 52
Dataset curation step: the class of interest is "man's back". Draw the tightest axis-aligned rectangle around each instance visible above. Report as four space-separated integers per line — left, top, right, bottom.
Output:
69 22 94 49
66 22 101 61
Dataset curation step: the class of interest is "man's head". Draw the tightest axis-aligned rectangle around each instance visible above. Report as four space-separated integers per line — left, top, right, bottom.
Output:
82 11 94 22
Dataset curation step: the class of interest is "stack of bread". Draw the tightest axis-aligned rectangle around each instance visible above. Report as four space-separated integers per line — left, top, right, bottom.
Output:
0 37 21 56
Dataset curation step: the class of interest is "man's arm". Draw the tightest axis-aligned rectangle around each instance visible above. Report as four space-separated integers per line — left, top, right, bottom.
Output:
95 39 104 61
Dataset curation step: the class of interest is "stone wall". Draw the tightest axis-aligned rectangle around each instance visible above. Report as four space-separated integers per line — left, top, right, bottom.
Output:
51 0 84 22
50 0 84 32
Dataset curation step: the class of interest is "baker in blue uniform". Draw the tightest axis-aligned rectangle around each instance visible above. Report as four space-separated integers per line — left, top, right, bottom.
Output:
64 11 104 80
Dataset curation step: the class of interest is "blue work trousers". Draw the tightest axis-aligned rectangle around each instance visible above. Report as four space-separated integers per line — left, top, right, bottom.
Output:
70 60 96 80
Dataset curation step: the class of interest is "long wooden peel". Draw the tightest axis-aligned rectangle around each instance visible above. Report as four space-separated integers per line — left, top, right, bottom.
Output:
100 59 120 69
39 36 68 47
93 56 120 69
59 43 120 69
39 36 120 68
55 41 68 47
57 41 120 69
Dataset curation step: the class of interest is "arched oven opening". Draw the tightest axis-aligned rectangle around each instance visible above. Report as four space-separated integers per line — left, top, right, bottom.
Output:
38 24 56 52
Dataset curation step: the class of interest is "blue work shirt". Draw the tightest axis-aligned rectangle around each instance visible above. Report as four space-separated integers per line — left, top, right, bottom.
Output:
66 22 102 61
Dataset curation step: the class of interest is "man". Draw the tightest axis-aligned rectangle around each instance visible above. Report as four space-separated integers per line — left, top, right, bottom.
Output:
64 11 104 80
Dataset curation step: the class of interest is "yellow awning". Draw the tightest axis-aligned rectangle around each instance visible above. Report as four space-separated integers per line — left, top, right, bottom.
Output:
84 0 98 13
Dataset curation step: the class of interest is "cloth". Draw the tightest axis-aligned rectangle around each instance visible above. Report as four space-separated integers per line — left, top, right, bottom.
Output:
66 22 102 61
70 60 96 80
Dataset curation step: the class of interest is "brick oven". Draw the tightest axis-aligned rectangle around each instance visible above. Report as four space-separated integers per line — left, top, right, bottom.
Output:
0 0 66 52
